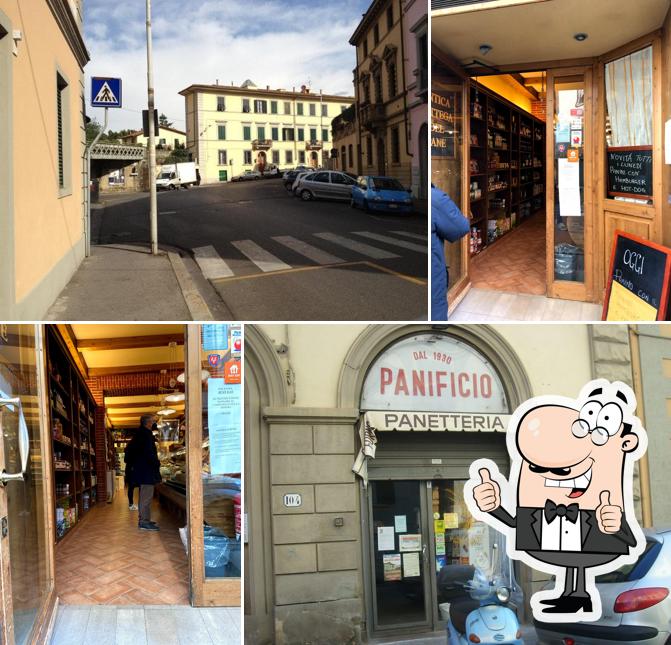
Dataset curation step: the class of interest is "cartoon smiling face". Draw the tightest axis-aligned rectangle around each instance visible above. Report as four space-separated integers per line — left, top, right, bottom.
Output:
515 392 639 510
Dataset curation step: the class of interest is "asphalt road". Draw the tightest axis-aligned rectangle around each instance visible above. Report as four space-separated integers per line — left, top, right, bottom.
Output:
95 180 428 320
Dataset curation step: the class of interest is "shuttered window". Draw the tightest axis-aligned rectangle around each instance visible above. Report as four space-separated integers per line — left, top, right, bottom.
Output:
57 74 67 189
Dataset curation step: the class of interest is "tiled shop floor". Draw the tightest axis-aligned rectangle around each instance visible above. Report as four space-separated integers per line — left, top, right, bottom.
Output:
470 214 546 295
49 605 241 645
55 491 189 605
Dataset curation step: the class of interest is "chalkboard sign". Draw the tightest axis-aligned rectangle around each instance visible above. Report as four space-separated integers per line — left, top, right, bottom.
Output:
607 146 653 199
603 231 671 321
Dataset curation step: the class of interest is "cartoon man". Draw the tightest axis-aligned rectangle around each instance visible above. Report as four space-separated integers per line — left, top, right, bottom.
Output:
465 379 647 621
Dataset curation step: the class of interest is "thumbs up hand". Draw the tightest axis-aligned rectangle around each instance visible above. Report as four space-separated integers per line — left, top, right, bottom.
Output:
473 467 501 513
597 490 622 534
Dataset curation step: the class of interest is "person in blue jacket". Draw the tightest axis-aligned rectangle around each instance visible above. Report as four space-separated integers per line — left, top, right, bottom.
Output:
431 185 470 320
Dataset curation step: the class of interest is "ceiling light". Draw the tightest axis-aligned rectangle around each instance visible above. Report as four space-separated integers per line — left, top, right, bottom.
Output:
156 407 176 416
165 392 185 402
574 33 588 42
177 370 210 383
479 44 493 56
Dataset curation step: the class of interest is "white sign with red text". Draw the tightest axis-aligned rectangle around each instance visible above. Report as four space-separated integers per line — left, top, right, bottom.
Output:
361 334 508 413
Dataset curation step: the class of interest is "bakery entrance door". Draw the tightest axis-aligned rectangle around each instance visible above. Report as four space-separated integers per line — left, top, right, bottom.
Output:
367 479 432 635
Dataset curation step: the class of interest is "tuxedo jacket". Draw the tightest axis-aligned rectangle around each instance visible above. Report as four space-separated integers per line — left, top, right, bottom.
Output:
490 505 636 555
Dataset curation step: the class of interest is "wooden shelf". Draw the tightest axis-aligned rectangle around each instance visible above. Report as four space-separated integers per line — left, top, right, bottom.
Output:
468 81 545 254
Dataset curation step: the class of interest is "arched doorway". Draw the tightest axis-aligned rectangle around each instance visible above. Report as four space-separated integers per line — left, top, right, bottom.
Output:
244 326 289 644
337 325 532 639
418 123 428 199
310 150 318 168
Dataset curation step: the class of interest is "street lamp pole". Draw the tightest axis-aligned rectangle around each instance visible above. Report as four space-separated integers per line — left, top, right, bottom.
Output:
146 0 158 255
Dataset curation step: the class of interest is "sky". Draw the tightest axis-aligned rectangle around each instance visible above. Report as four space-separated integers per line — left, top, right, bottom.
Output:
84 0 370 132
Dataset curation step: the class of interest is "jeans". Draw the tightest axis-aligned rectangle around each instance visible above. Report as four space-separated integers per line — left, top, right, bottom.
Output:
139 484 154 523
127 482 137 506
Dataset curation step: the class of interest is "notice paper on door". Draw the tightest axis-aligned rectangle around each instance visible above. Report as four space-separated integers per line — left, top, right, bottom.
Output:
399 534 422 552
383 553 402 581
394 515 407 533
558 158 582 216
435 532 446 556
403 552 420 578
208 378 241 475
377 526 395 551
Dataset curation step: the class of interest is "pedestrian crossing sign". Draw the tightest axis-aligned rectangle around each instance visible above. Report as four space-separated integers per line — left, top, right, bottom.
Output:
91 77 122 108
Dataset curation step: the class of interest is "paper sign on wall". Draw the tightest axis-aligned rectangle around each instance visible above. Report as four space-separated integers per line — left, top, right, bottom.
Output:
434 519 445 534
403 552 420 578
399 534 422 552
377 527 395 551
208 378 241 474
394 515 407 533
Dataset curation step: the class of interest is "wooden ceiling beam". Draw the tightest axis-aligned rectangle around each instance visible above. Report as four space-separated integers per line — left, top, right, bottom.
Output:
56 324 89 379
88 362 177 377
77 334 184 351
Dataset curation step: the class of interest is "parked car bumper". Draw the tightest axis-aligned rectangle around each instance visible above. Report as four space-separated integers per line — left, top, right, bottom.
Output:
534 620 667 644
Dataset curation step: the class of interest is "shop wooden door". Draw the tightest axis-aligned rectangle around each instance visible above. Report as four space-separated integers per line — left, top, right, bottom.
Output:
0 326 55 645
545 67 595 302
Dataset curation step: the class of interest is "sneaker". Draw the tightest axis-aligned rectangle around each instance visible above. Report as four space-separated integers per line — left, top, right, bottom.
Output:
138 521 159 531
129 504 138 511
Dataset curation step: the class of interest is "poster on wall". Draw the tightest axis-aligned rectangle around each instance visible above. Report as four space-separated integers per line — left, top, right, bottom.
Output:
431 90 456 158
383 554 402 581
208 378 241 474
468 524 491 571
394 515 407 533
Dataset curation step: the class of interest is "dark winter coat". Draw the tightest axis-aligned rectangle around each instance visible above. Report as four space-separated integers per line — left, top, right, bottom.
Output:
431 186 470 321
127 425 161 485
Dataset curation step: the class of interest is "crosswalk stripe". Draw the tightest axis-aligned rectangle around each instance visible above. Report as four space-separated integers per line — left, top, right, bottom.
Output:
272 236 345 265
352 231 427 253
231 239 292 272
313 232 400 259
390 230 428 241
192 245 234 279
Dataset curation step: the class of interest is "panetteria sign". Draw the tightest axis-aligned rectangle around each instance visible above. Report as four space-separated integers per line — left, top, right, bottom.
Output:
362 334 508 413
365 410 510 432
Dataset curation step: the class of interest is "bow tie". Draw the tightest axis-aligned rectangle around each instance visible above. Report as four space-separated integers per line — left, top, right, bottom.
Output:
544 500 580 524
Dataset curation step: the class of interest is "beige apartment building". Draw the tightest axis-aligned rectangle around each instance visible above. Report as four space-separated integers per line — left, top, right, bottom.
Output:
245 323 654 643
0 0 88 319
332 0 418 190
180 81 353 184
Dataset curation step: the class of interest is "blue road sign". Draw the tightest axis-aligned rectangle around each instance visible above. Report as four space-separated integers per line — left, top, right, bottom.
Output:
91 77 122 108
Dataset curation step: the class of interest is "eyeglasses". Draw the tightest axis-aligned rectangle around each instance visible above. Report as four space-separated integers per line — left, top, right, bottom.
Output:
571 419 610 445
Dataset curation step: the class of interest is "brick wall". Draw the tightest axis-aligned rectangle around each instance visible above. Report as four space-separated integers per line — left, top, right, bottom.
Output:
86 369 183 502
531 97 546 122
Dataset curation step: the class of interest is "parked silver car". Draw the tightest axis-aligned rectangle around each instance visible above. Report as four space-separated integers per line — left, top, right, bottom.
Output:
293 170 357 202
534 528 671 644
290 171 316 194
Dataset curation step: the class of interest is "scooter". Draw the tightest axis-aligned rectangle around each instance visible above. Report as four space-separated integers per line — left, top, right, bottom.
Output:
444 540 524 644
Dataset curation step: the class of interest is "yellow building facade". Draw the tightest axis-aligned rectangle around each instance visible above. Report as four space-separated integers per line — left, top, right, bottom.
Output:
345 0 413 186
180 82 353 184
119 125 187 150
0 0 88 319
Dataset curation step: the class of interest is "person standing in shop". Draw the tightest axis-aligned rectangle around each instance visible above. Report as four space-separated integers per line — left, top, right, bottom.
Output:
124 429 138 511
431 185 470 321
132 414 162 532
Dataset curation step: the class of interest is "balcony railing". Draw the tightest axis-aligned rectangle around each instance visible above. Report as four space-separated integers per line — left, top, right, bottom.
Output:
360 102 386 131
305 140 323 151
252 139 273 150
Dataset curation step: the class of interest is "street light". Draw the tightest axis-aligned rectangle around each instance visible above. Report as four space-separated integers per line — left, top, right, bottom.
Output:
146 0 158 255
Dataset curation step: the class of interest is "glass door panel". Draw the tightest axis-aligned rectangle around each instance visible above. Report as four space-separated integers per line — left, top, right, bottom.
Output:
0 325 50 645
547 69 593 301
370 480 430 630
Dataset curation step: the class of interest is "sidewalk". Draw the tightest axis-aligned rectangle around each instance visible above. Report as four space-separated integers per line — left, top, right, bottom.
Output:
45 245 218 321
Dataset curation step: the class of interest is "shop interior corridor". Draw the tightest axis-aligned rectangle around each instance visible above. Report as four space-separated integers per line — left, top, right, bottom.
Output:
470 212 546 295
55 491 189 605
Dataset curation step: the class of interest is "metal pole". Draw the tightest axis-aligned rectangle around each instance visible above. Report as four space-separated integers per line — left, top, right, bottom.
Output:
85 107 108 258
146 0 158 255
